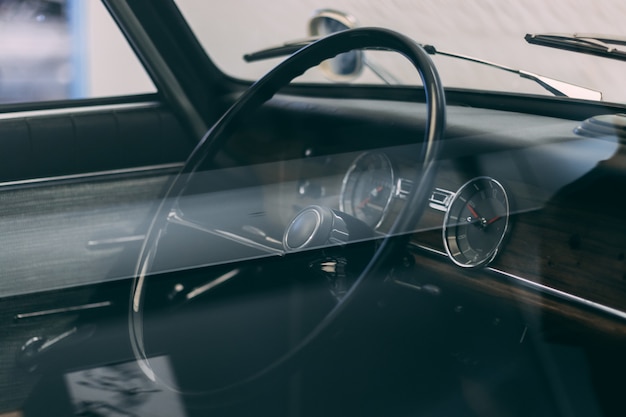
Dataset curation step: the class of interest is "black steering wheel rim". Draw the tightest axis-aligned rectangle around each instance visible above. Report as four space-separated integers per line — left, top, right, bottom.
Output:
129 27 445 398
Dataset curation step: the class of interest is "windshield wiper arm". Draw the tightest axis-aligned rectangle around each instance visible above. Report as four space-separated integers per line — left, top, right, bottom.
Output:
244 38 601 100
421 45 601 101
525 33 626 62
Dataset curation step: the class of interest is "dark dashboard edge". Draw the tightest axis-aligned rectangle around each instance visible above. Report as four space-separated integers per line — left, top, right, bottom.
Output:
0 162 183 192
262 85 626 121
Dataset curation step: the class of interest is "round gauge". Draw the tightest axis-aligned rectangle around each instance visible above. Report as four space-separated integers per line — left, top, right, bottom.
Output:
340 152 395 229
443 177 510 268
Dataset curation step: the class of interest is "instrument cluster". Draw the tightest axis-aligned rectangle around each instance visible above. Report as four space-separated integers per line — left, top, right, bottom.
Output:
340 151 510 268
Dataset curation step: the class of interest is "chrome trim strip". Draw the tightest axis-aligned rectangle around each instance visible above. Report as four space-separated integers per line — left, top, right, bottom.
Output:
408 242 626 322
486 267 626 321
392 279 423 291
412 243 447 257
87 235 146 248
0 162 183 190
186 269 241 300
0 101 160 121
39 327 78 351
15 301 112 320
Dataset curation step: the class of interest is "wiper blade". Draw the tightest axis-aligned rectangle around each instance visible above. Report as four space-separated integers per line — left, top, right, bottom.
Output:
243 37 396 62
244 38 601 100
525 33 626 62
244 37 319 62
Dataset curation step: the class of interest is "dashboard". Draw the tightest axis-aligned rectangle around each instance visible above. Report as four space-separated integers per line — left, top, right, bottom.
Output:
2 95 623 328
253 96 626 335
4 93 626 416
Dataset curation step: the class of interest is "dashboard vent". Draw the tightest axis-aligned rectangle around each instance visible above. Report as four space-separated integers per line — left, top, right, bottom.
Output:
575 113 626 141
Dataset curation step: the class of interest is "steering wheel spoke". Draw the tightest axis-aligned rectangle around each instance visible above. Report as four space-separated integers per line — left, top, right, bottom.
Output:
167 208 286 256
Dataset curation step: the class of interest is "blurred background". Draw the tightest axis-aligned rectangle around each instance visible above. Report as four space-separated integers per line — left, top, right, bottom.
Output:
0 0 153 104
2 0 625 104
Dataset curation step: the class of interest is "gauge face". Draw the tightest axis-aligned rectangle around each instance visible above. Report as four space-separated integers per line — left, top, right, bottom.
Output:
443 177 510 268
340 152 395 229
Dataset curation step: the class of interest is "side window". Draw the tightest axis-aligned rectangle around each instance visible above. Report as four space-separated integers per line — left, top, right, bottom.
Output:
0 0 155 105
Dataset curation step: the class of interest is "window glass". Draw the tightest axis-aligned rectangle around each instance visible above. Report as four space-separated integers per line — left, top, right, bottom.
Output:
175 0 626 102
0 0 155 105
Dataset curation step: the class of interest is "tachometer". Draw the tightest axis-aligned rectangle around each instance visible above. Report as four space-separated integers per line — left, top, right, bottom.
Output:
443 177 510 268
340 152 395 229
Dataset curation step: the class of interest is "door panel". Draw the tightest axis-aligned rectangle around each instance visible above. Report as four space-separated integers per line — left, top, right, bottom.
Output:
0 102 194 182
0 98 195 414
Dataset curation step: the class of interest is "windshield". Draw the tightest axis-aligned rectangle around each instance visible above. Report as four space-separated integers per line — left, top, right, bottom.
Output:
175 0 626 102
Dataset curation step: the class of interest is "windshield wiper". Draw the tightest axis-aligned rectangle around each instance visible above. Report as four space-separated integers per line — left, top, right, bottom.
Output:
244 37 317 62
244 36 399 84
244 38 601 100
422 45 601 100
525 33 626 62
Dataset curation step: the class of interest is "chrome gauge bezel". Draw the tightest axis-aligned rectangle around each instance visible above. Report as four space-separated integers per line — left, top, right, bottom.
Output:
443 176 510 268
340 152 395 229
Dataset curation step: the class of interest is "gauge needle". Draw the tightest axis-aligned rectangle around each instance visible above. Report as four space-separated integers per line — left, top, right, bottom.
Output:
486 215 501 225
466 204 481 219
358 186 384 209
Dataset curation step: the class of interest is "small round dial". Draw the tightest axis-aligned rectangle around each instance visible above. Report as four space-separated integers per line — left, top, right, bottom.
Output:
443 177 510 268
340 152 395 229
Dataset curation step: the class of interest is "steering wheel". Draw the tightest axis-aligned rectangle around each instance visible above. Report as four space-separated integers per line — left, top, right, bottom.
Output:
130 27 445 398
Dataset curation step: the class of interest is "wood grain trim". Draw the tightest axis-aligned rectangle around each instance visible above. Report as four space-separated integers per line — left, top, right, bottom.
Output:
407 243 626 341
0 411 23 417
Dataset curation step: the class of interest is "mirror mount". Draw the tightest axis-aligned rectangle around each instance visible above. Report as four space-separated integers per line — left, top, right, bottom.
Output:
308 9 363 82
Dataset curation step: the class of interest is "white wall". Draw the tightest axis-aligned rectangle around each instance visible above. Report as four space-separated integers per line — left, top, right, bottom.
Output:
81 0 154 98
176 0 626 103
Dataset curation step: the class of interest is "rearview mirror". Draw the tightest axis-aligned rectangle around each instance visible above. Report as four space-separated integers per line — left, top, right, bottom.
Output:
308 9 363 81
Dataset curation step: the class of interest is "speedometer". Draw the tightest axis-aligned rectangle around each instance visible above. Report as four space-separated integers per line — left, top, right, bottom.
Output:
340 152 395 229
443 177 510 268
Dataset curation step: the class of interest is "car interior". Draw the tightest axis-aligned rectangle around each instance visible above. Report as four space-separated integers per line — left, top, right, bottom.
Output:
1 1 626 417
